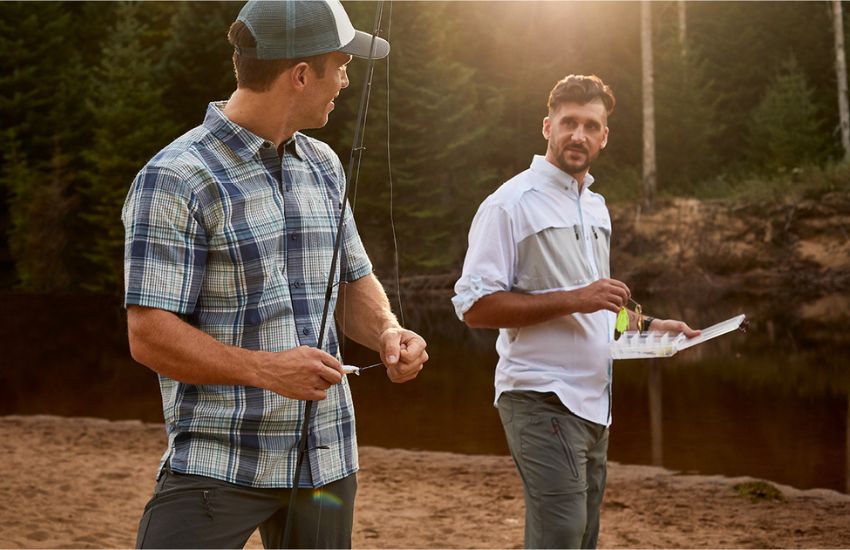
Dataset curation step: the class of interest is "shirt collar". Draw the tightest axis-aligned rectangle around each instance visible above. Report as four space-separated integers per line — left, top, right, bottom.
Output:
529 154 594 194
203 101 304 162
283 134 304 160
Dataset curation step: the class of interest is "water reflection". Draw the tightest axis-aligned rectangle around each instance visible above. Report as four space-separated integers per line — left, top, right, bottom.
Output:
344 293 849 494
648 360 662 466
1 291 848 494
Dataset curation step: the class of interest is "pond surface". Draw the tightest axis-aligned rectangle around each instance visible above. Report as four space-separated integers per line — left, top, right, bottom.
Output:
2 291 848 494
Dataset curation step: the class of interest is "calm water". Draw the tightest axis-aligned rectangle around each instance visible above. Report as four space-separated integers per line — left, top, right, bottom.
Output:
2 292 848 494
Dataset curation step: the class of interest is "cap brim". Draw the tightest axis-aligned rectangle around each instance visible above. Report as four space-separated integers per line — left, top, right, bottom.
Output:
340 30 390 59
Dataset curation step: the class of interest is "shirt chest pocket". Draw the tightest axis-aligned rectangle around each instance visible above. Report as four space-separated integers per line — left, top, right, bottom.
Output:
514 225 594 291
207 183 283 251
590 225 611 279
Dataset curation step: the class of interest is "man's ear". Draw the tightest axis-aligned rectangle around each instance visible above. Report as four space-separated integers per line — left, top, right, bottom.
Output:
542 116 551 140
290 62 310 90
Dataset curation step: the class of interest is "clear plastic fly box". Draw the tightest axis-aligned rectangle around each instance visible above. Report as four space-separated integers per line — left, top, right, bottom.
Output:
609 314 746 360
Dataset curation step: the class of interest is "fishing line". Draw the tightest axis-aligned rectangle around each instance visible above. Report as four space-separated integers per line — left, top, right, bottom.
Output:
341 1 401 359
282 3 385 546
385 1 405 327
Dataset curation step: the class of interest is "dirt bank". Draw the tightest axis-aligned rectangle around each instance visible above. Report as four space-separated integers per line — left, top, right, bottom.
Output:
609 192 850 300
391 191 850 304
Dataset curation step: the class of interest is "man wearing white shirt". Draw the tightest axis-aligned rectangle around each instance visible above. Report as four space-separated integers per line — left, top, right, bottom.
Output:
452 75 697 549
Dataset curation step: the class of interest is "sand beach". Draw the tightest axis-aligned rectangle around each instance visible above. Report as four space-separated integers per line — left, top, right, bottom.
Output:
0 415 848 549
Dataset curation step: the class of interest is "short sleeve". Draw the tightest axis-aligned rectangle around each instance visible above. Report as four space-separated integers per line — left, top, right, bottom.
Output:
451 203 516 320
331 157 372 282
338 200 372 282
122 166 208 314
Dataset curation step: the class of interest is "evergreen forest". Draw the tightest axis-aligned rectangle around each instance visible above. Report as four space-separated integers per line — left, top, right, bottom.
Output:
1 1 848 294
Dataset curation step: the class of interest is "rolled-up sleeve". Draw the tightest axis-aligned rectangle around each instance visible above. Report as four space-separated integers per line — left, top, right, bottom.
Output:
452 203 515 320
122 166 207 315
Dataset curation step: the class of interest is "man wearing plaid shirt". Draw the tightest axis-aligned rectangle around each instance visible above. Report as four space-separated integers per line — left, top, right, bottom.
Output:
122 1 428 547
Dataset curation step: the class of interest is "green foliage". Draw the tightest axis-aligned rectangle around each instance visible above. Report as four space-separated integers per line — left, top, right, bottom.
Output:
733 481 786 502
1 132 77 291
654 26 724 195
324 2 505 274
158 2 240 132
747 58 829 174
0 3 68 151
0 3 91 291
82 2 178 293
689 2 838 169
0 1 848 290
589 163 642 204
693 161 850 206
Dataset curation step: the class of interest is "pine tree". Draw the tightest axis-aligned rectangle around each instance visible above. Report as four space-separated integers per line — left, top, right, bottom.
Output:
690 2 837 171
159 2 240 131
83 2 177 293
0 3 90 290
747 58 828 173
1 132 78 291
326 2 504 275
654 9 722 194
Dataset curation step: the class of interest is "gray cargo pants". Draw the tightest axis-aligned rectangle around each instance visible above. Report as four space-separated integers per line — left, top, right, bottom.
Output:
498 390 609 549
135 468 356 549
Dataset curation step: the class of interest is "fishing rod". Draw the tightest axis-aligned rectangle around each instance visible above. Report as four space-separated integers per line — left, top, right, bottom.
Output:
282 2 386 546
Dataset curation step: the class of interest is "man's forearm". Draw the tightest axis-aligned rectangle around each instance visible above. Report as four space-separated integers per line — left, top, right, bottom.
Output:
462 290 576 329
335 273 399 351
127 306 345 401
127 306 264 387
464 278 631 329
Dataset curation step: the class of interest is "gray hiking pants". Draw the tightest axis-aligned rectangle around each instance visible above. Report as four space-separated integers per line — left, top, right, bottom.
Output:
498 390 609 549
135 468 356 549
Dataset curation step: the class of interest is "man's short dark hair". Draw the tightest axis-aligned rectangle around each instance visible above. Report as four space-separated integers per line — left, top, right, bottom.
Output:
548 75 615 116
227 20 326 92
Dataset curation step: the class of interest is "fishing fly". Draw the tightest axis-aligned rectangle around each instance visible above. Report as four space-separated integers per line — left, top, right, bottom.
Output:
341 362 385 376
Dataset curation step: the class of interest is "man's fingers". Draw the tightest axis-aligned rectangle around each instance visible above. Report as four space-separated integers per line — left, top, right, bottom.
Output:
306 388 328 401
399 335 426 361
680 323 701 338
604 300 621 313
607 279 631 305
312 349 341 370
381 333 401 365
387 363 424 384
317 364 343 385
610 285 630 306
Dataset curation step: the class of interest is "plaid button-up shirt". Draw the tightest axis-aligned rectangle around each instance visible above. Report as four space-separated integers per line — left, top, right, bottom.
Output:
122 102 372 488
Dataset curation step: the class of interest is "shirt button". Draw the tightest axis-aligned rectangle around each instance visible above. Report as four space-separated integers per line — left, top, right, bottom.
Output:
293 279 302 288
302 328 310 336
291 233 298 241
262 141 272 149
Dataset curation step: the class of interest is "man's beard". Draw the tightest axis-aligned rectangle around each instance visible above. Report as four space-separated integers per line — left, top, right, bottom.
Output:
551 143 592 177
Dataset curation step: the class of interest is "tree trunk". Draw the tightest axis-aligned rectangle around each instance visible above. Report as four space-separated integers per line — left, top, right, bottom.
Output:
641 1 657 208
833 0 850 162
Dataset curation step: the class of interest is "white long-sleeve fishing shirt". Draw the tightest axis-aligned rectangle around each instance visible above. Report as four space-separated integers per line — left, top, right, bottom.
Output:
452 155 616 426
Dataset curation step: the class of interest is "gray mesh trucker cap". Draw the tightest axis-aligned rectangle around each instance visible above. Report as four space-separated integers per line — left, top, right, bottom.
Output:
236 0 389 60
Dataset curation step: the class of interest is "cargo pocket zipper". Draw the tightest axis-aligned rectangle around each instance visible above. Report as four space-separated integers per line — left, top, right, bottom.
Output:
551 417 580 479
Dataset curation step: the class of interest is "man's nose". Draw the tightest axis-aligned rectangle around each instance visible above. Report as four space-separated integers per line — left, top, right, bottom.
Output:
341 72 350 89
571 126 587 142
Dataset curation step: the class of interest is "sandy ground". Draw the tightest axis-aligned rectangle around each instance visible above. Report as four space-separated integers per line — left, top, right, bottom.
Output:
1 415 848 549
